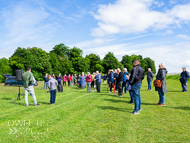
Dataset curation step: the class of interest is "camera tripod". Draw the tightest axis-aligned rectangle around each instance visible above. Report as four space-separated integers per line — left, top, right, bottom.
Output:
13 81 24 102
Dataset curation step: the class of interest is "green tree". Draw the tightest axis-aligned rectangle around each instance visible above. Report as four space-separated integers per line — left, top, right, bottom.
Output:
68 47 90 74
102 52 123 73
143 57 156 74
50 43 69 58
121 54 156 74
95 64 104 73
9 47 52 80
0 57 12 75
85 53 102 73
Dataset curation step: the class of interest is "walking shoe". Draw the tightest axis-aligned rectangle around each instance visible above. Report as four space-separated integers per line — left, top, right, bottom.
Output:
116 95 120 97
130 111 139 114
156 103 161 105
158 104 165 106
35 103 40 106
109 92 112 93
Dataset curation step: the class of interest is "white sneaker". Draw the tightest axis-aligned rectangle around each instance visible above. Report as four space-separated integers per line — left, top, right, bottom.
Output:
130 111 139 114
116 95 120 97
109 92 112 93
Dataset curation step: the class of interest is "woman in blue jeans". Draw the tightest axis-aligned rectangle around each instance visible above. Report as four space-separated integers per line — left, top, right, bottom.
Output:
48 74 58 105
155 63 168 106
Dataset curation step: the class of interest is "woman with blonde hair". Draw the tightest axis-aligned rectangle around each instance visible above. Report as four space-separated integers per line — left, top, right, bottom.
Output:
155 63 167 106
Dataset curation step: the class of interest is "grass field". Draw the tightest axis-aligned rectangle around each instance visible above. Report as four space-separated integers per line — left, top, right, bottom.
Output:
0 79 190 143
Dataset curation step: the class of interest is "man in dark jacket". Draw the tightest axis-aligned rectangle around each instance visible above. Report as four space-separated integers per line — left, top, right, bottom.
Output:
115 68 123 97
180 67 189 92
129 60 144 114
95 71 101 92
44 73 49 89
147 68 154 91
114 69 118 90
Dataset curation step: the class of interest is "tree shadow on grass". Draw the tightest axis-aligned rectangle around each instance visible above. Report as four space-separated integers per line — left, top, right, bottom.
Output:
167 91 183 93
104 99 129 103
38 102 51 105
10 102 25 106
96 94 128 98
97 106 130 112
1 98 12 100
141 103 157 105
164 106 190 111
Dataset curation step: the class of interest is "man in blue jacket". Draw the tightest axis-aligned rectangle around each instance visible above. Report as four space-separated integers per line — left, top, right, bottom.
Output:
129 60 144 114
108 70 114 93
123 68 129 94
95 71 101 93
180 67 189 92
147 68 154 91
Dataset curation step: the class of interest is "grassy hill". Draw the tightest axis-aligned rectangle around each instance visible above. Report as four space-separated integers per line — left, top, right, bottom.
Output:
0 79 190 142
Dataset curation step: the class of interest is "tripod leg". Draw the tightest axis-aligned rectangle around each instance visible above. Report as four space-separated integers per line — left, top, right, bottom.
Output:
13 93 19 103
20 93 25 98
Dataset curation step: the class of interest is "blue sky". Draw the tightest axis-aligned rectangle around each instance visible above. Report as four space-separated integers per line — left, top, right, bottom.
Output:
0 0 190 72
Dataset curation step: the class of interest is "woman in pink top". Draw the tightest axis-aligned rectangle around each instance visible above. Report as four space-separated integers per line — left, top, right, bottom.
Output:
86 72 92 92
62 74 67 86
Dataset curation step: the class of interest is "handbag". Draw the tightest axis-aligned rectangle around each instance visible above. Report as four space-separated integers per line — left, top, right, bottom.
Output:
153 80 162 88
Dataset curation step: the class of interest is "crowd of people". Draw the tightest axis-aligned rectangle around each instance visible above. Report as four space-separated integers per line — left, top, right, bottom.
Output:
22 60 189 115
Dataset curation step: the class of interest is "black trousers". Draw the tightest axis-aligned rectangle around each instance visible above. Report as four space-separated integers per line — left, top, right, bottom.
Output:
96 82 100 92
91 81 94 88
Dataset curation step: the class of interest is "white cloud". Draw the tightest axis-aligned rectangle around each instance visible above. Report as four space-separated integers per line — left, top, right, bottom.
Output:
135 42 190 73
91 0 190 37
2 2 50 43
69 38 115 49
169 0 177 5
153 1 164 7
79 41 190 73
177 34 190 40
160 30 174 36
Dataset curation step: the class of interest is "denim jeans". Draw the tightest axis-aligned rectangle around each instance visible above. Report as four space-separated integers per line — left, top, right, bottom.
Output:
181 82 187 91
131 83 142 112
87 82 91 92
50 89 56 103
68 81 70 87
44 82 48 89
25 86 38 106
148 81 152 90
158 91 165 104
122 81 127 93
129 90 133 102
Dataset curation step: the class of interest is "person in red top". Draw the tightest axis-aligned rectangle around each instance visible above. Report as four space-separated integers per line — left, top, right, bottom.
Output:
66 74 72 87
86 72 92 92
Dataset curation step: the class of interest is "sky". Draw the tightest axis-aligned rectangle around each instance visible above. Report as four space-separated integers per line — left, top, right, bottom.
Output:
0 0 190 73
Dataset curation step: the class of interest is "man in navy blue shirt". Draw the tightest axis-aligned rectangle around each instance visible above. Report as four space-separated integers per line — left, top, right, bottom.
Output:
180 67 189 92
147 68 154 91
94 71 101 92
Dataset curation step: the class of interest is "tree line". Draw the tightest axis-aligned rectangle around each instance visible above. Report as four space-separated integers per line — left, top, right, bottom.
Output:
0 43 156 82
